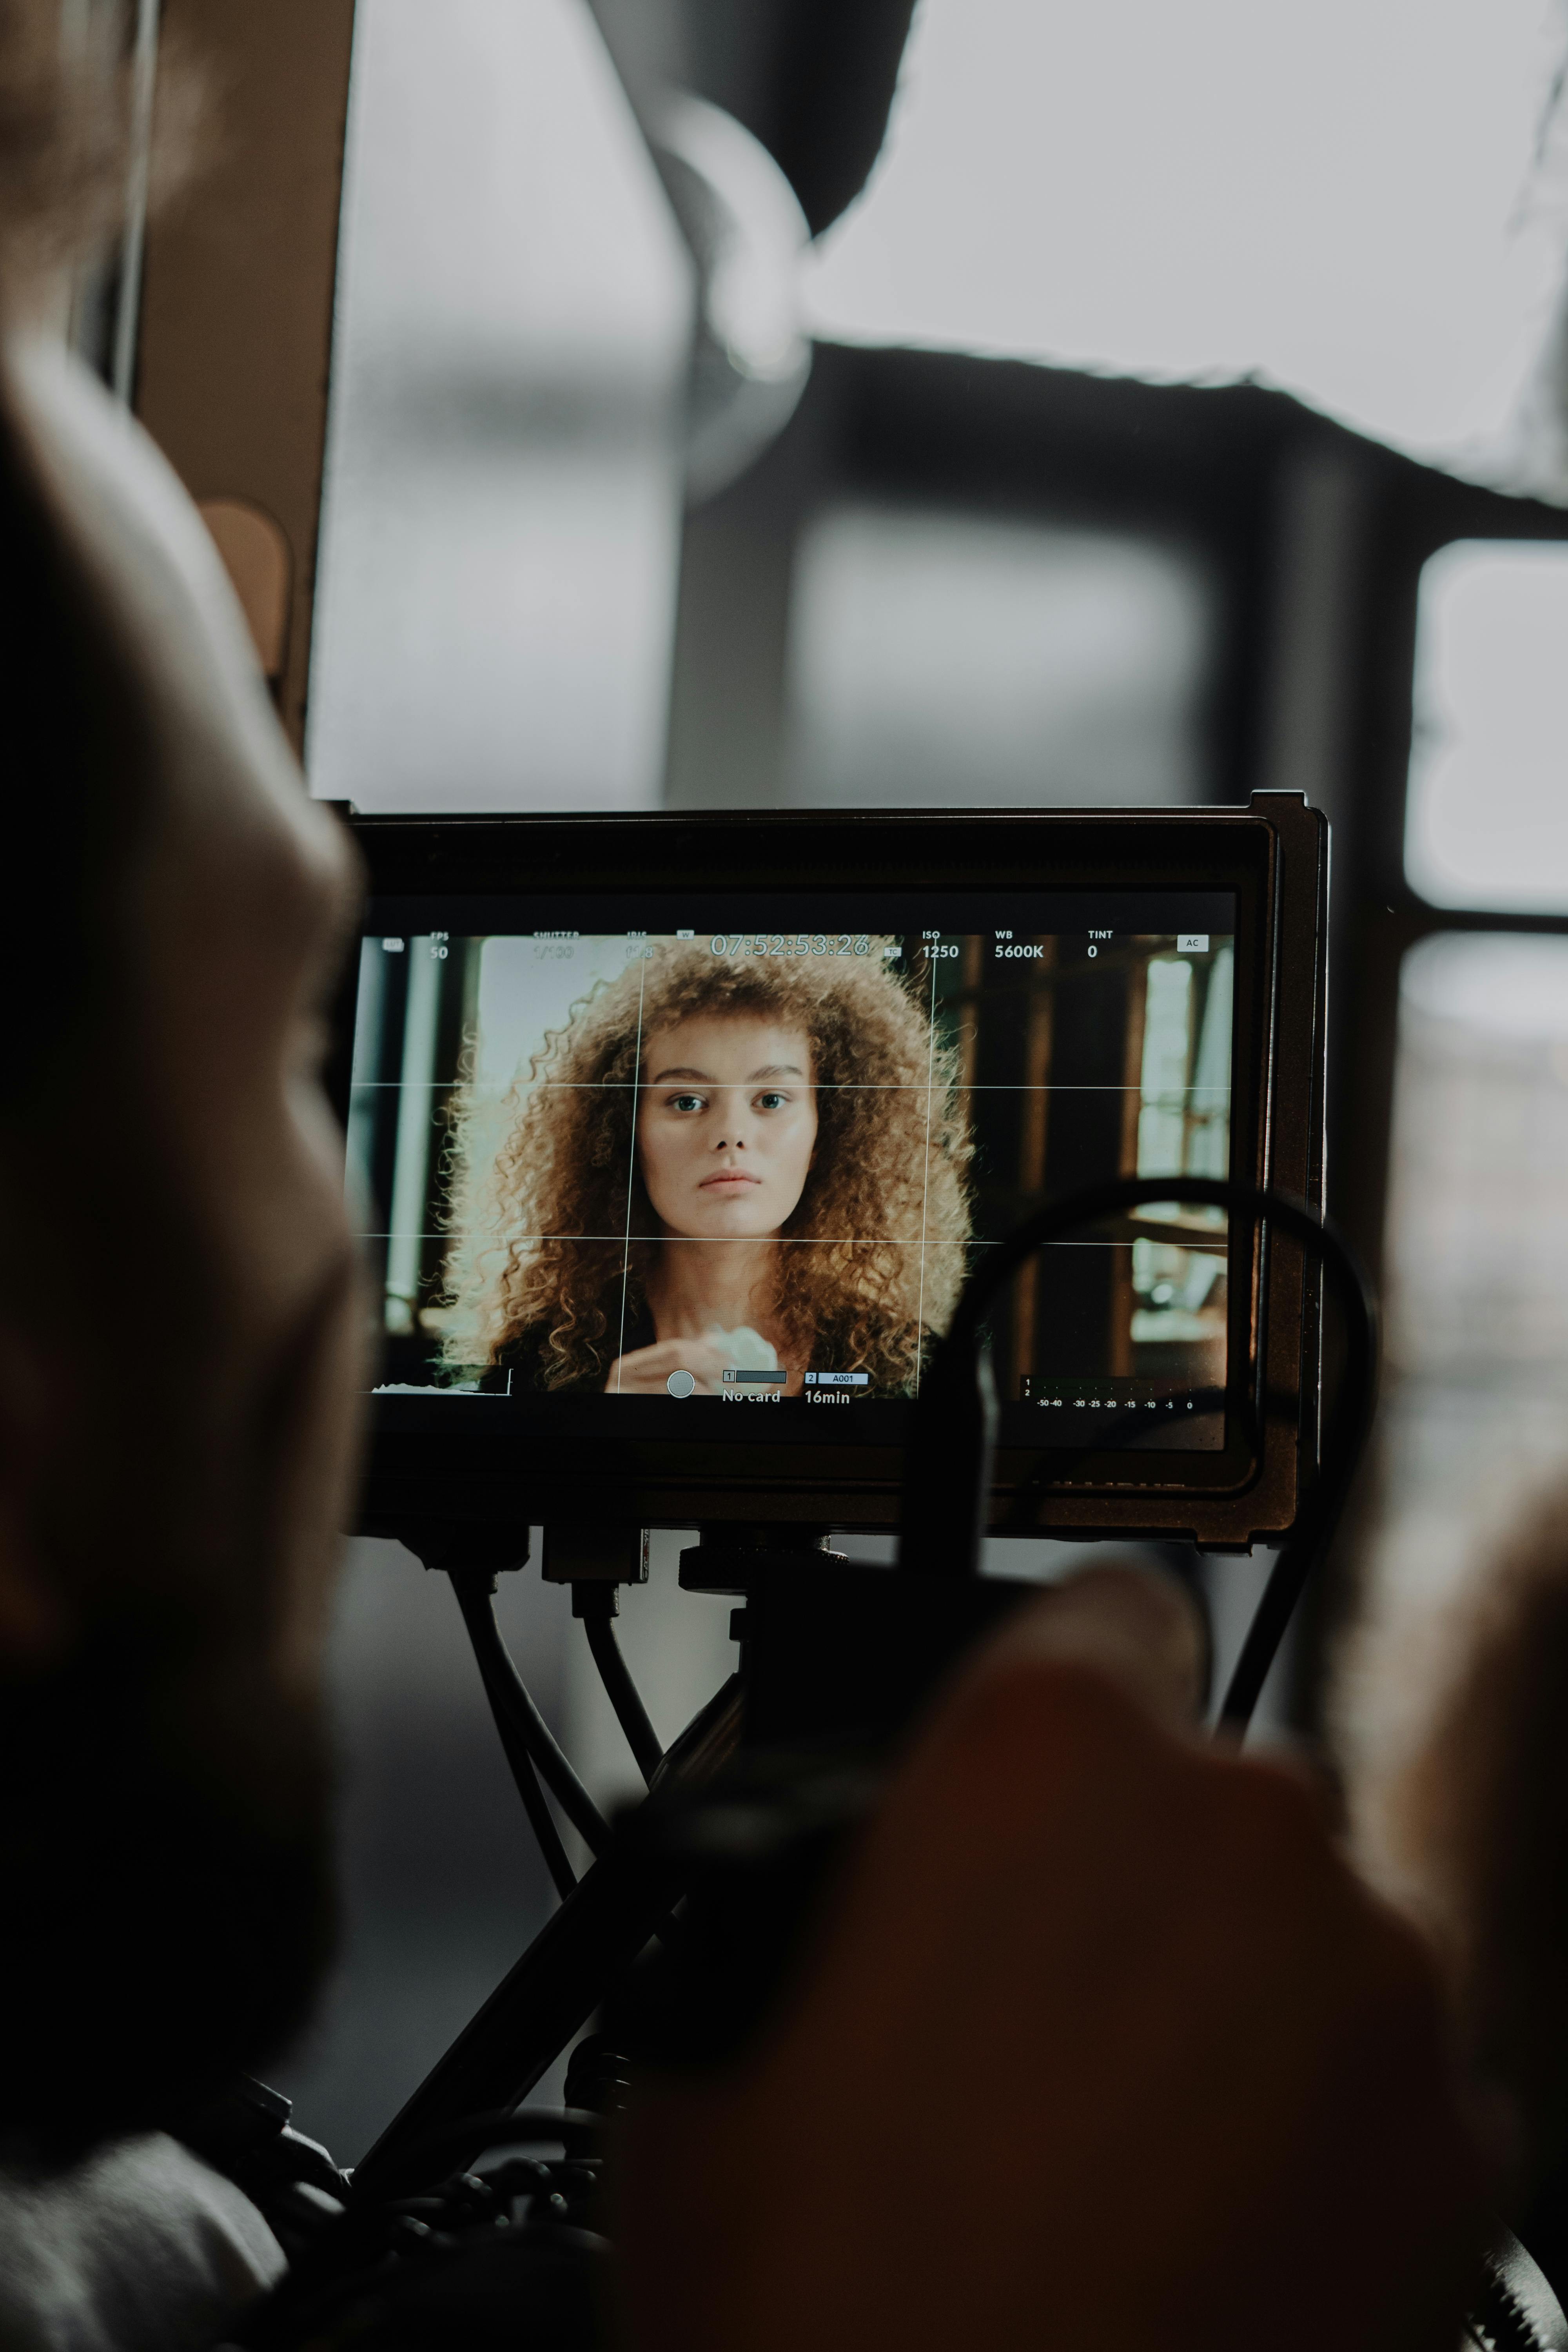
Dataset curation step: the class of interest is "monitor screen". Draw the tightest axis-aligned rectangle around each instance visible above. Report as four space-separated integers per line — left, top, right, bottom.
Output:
347 888 1237 1457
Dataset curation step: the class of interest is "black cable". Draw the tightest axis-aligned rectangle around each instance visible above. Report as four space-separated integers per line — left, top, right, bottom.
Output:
898 1177 1379 1737
1215 1540 1313 1730
447 1572 576 1898
447 1569 610 1861
578 1595 663 1784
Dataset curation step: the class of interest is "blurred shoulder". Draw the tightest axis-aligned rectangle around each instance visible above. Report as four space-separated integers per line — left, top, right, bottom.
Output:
0 2129 284 2352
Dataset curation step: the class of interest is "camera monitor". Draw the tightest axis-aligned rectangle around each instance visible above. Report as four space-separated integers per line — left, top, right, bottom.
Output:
339 797 1325 1546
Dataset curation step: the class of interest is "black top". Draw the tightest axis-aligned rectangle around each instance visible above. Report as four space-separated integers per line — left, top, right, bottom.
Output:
480 1302 654 1397
479 1305 917 1401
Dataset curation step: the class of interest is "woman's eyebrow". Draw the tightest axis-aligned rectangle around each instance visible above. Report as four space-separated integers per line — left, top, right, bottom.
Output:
647 1062 808 1083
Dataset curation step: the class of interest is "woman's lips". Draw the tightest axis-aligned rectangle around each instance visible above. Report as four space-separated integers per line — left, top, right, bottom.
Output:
700 1170 761 1189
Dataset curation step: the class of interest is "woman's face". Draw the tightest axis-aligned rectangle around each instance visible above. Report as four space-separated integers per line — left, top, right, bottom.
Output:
638 1013 818 1240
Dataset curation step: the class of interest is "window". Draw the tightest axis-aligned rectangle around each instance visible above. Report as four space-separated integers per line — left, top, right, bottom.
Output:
804 0 1564 473
783 504 1210 807
1405 541 1568 913
1347 934 1568 1820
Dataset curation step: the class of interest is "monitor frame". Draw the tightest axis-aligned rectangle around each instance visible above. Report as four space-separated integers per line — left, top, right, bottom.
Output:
334 791 1327 1550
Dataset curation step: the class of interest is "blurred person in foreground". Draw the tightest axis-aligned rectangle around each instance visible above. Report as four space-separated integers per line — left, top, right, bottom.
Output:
0 7 1505 2349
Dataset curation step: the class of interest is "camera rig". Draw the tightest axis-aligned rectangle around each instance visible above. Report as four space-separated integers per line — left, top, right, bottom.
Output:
210 1176 1568 2352
206 1174 1410 2351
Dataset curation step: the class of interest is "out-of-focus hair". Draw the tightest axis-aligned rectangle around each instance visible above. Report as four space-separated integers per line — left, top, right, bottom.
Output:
0 0 207 310
1387 1479 1568 2187
0 0 126 298
442 943 973 1393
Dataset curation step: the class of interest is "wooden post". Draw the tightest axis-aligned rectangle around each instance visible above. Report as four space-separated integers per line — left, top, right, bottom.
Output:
132 0 358 756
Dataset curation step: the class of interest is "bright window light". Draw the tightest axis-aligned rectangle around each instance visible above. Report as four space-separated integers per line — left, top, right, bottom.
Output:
804 0 1567 475
1405 541 1568 911
1387 931 1568 1379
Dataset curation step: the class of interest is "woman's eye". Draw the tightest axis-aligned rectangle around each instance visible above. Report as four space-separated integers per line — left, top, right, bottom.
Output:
668 1093 707 1113
755 1091 789 1111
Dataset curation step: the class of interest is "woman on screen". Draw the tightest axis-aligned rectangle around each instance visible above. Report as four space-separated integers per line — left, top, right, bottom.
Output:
443 941 972 1397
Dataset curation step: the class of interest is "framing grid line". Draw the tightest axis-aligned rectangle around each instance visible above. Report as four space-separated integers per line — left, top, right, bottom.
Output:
363 1232 1222 1251
349 1080 1232 1094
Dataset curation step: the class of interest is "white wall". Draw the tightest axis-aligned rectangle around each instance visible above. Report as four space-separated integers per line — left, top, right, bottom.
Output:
307 0 693 812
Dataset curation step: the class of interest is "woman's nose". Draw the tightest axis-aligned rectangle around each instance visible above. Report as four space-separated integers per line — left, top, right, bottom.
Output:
714 1091 750 1148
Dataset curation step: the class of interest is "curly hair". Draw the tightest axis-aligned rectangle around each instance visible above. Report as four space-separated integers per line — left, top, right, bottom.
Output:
0 0 206 309
442 941 973 1394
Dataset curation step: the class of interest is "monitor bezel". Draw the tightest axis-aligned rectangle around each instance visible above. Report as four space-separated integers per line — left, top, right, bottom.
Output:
334 794 1326 1550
